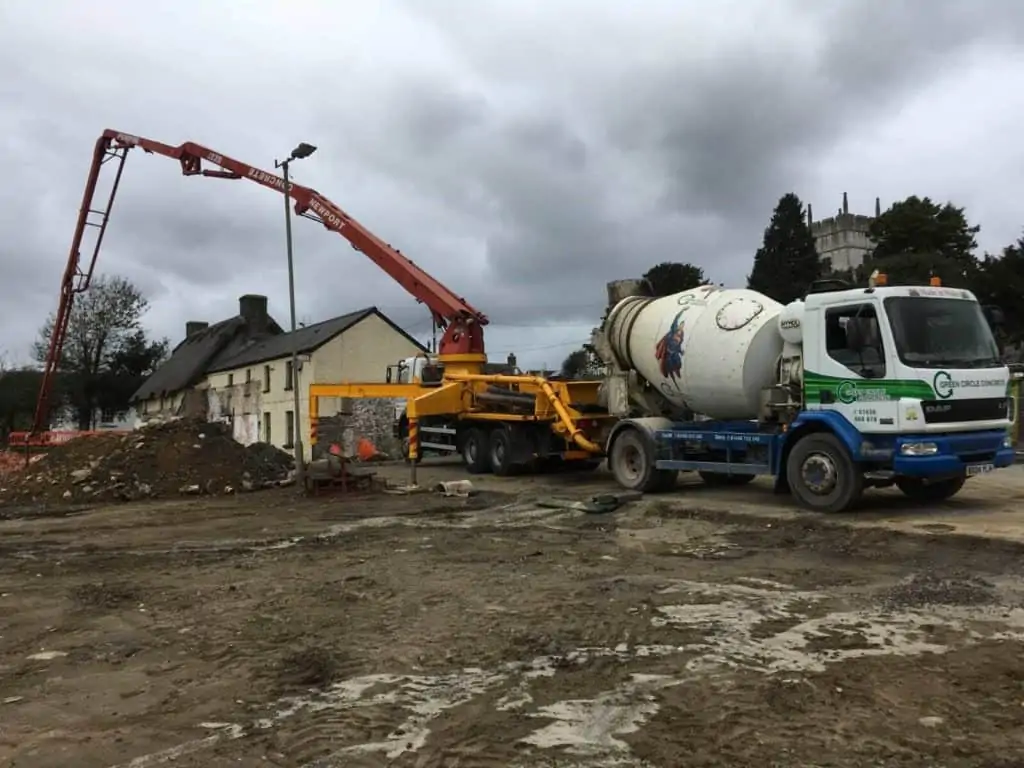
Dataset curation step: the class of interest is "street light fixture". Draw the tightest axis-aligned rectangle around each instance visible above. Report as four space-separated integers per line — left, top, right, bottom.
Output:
290 142 317 160
275 142 318 492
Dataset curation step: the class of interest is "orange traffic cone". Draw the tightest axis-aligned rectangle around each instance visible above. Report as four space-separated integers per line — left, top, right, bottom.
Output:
357 438 379 461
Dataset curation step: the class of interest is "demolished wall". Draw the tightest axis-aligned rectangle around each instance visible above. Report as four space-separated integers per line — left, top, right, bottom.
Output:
207 381 261 445
314 398 401 459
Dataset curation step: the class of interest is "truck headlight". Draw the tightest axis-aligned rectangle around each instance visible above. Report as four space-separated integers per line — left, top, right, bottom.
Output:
900 441 939 456
1005 435 1014 449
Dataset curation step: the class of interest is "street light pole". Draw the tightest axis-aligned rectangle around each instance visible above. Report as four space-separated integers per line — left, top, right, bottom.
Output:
275 142 317 493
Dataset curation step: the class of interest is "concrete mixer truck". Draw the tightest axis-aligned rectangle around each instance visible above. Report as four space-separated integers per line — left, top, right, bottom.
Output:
590 275 1014 513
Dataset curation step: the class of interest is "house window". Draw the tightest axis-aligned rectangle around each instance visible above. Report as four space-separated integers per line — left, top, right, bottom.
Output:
100 407 116 423
246 368 252 384
285 409 295 448
263 365 271 393
263 412 272 443
284 361 294 391
227 373 234 387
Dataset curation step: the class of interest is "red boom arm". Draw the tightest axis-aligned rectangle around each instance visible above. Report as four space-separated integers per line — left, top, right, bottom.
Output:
31 129 489 436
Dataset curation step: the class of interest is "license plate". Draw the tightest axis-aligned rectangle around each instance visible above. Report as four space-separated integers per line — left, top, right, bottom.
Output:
966 463 995 477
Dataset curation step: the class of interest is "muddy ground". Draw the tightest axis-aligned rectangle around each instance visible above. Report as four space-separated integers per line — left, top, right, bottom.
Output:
2 462 1024 767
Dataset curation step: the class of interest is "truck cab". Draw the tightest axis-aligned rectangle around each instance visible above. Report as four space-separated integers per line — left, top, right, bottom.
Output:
770 278 1012 507
796 283 1009 431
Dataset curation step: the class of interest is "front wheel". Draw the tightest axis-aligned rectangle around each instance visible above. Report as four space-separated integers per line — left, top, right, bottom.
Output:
895 476 965 502
786 432 863 513
609 428 676 493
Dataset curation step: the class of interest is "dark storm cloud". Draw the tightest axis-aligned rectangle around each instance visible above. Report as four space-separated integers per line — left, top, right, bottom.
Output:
621 0 1024 219
2 0 1024 367
315 0 1022 348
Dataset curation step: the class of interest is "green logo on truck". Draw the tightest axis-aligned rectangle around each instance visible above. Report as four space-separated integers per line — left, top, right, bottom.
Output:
932 370 1007 400
933 371 954 400
804 372 935 404
834 381 893 404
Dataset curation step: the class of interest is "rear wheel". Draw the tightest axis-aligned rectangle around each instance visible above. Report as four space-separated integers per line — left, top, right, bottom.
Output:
786 432 863 513
895 476 965 502
461 427 490 474
698 471 755 487
609 428 676 493
489 429 517 476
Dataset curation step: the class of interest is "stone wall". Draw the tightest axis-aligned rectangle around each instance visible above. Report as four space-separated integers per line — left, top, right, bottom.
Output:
314 398 401 459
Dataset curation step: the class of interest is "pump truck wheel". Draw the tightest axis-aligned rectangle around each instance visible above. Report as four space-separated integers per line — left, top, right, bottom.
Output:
461 427 490 475
786 432 863 513
489 428 517 476
895 476 965 502
609 427 677 493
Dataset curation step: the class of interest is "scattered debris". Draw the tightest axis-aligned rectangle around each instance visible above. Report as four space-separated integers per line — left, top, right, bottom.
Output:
384 483 429 495
434 479 476 497
879 572 998 609
535 491 640 515
0 419 294 506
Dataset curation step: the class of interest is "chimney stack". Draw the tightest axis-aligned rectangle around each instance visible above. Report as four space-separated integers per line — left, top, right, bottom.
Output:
842 192 849 215
185 321 209 339
238 294 269 330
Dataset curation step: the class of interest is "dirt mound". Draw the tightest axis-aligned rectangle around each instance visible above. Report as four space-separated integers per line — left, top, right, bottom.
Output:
0 419 294 505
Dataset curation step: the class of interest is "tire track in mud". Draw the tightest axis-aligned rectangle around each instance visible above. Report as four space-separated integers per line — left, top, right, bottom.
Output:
0 498 577 568
10 485 1024 767
104 573 1024 768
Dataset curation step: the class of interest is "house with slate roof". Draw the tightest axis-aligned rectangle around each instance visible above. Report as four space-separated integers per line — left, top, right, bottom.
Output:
130 294 427 459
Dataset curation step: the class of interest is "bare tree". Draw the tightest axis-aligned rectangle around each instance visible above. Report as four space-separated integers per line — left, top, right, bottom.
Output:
34 275 160 430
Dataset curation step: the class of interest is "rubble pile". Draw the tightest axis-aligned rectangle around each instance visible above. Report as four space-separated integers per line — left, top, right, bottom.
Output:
0 419 295 504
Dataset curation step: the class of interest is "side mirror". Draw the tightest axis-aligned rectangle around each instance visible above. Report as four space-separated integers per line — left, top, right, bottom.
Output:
983 305 1005 327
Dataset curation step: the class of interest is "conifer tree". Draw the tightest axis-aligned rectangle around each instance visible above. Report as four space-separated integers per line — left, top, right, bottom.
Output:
747 193 820 304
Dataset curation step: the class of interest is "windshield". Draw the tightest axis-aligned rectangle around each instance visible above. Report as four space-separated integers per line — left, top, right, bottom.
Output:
883 296 1000 369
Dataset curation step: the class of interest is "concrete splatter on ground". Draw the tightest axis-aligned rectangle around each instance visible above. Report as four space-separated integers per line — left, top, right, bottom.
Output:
1 462 1024 767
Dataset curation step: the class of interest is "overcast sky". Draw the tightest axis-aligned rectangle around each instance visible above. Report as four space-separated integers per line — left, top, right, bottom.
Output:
2 0 1024 371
